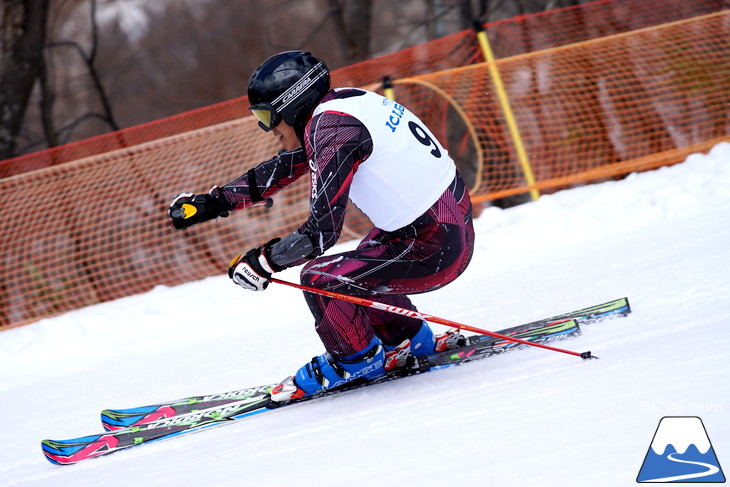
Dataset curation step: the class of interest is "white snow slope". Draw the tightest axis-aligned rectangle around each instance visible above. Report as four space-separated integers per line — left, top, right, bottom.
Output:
2 143 729 487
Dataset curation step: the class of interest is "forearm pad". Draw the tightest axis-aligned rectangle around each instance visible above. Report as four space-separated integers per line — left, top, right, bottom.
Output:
267 231 315 269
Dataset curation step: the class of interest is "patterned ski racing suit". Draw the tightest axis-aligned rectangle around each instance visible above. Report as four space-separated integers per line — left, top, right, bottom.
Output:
219 88 475 357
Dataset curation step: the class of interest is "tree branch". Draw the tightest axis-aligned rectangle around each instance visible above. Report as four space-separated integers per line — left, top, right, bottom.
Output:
46 2 120 133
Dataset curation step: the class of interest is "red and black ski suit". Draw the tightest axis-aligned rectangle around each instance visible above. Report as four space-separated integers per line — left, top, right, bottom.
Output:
220 89 475 357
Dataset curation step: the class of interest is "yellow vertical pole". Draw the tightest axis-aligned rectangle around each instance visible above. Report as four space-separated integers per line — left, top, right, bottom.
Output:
474 21 539 201
382 76 395 100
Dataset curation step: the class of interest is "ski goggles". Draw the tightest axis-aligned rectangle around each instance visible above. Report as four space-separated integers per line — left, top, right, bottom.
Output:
249 103 282 132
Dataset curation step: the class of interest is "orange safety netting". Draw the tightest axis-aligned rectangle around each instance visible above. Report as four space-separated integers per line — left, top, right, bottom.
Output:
1 0 729 328
2 0 725 177
394 10 730 201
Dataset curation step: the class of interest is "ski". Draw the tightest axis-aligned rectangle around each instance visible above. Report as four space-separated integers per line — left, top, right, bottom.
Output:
100 296 629 431
42 297 630 465
42 320 579 465
96 318 579 435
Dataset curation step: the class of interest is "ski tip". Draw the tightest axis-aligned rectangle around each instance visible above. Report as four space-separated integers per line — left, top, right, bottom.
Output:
580 351 599 360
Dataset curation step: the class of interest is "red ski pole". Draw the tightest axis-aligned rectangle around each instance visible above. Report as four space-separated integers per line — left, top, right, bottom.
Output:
270 278 597 360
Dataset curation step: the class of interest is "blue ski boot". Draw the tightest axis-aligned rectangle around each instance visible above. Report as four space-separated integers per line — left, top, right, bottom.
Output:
384 322 466 371
270 336 386 402
401 321 465 356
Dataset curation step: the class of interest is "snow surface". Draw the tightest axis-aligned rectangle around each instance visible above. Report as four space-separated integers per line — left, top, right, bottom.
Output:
2 142 730 487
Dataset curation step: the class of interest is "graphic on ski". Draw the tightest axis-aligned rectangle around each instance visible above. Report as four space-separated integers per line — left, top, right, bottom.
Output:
43 396 272 465
100 385 274 432
43 297 630 465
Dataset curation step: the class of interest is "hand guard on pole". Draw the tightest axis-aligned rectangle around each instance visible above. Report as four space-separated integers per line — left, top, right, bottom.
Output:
168 186 229 230
228 238 284 292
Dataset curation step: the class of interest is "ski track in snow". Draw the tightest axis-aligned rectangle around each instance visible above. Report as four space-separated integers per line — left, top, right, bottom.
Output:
1 142 729 486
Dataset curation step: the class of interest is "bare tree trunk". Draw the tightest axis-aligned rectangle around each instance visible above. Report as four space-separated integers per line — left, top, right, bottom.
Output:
345 0 371 61
0 0 50 160
328 0 372 63
458 0 475 30
38 43 59 149
84 0 119 132
39 0 119 152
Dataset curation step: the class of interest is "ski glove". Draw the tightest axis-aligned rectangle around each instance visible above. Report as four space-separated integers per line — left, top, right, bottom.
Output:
169 186 229 230
228 238 285 292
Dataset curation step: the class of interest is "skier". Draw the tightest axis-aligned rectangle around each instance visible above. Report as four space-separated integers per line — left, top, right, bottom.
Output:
169 51 475 402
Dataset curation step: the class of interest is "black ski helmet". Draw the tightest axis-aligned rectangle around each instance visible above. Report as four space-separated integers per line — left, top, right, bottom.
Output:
247 51 330 134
